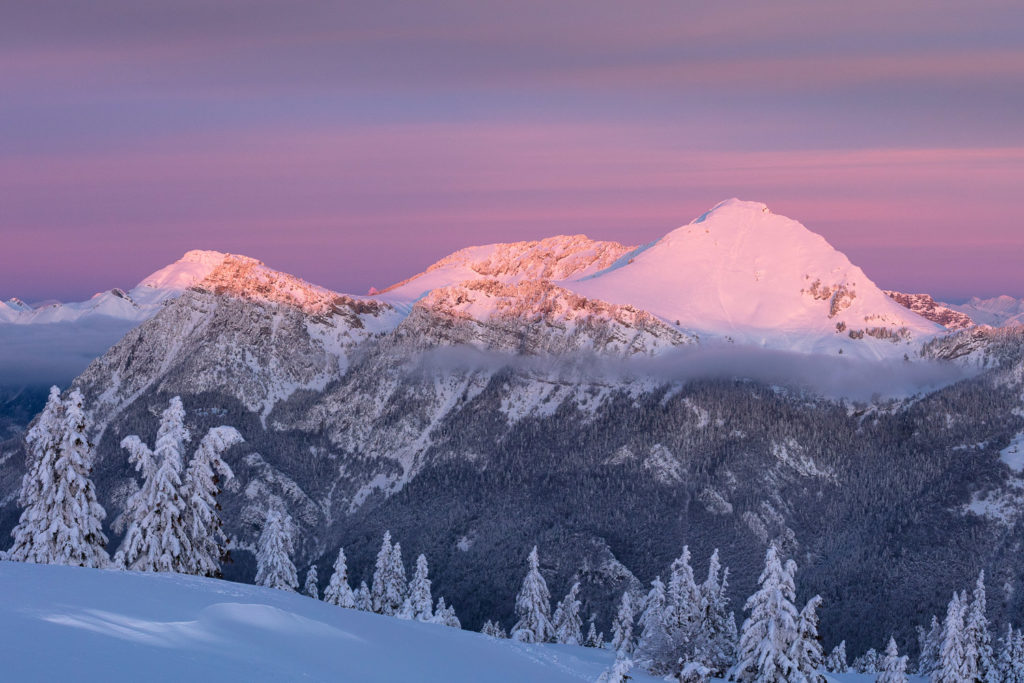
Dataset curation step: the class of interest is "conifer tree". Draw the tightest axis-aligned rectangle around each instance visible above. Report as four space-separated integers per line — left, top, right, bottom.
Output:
877 637 908 683
826 640 849 673
611 591 635 655
304 564 319 599
635 576 672 673
667 545 700 637
1014 630 1024 683
371 531 404 615
182 425 242 577
854 648 880 674
254 506 297 591
996 624 1024 683
788 594 825 683
386 542 408 614
936 592 969 683
511 546 553 643
115 397 194 572
323 547 357 608
433 597 460 628
586 615 605 649
917 615 942 677
7 388 109 568
356 580 372 612
553 582 583 646
727 545 799 683
967 571 995 681
482 620 507 638
697 549 735 674
408 554 433 621
597 653 633 683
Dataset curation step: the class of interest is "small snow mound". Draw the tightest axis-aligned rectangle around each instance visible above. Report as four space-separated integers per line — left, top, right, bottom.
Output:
694 197 770 224
181 249 230 265
137 250 231 291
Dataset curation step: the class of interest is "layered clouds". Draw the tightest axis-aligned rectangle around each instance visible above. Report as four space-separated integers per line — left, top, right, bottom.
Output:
2 0 1022 301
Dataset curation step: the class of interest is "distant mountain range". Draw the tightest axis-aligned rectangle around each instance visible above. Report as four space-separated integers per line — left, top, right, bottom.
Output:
2 199 1018 386
2 199 1023 659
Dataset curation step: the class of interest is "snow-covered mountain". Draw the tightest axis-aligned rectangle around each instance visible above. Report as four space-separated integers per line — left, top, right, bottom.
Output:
0 250 227 325
3 200 1024 658
381 199 944 359
561 199 942 358
949 295 1024 328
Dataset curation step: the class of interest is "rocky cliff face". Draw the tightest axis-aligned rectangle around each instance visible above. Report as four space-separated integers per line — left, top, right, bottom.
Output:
885 290 975 330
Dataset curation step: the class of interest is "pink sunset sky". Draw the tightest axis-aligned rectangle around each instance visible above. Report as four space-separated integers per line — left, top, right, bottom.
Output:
2 0 1022 302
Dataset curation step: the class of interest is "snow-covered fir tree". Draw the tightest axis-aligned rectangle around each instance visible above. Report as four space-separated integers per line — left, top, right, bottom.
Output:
6 388 109 568
482 620 507 638
917 615 942 677
6 387 65 564
935 591 970 683
597 654 633 683
679 661 714 683
254 506 297 591
586 615 605 649
635 576 673 673
432 596 460 628
407 554 433 621
397 595 415 620
182 425 242 577
697 548 736 674
323 547 357 608
825 640 849 673
356 580 372 612
788 593 825 683
610 591 635 655
370 532 405 615
996 624 1024 683
115 397 194 572
967 571 995 681
370 531 393 613
727 544 799 683
552 582 583 645
667 545 701 645
853 648 880 674
511 546 553 643
304 564 319 599
387 542 408 613
876 636 908 683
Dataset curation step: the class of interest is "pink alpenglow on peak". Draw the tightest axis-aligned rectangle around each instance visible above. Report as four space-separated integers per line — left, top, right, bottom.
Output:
379 235 634 303
136 250 230 292
0 250 231 325
564 199 944 358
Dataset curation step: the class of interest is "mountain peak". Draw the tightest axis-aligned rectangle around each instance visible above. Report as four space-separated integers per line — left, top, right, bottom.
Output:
380 234 633 301
566 199 942 358
180 249 230 265
693 198 771 224
136 250 230 292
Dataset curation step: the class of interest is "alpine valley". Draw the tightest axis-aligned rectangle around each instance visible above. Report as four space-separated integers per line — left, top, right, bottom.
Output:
3 199 1024 660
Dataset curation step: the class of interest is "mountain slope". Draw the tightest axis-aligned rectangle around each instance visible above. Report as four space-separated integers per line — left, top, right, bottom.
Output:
0 561 652 683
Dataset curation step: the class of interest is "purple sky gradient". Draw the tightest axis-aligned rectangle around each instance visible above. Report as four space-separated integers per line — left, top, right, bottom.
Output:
2 0 1022 302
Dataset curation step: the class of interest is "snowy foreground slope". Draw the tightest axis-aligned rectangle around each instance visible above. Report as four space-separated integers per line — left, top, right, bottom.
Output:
0 562 917 683
0 561 654 682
